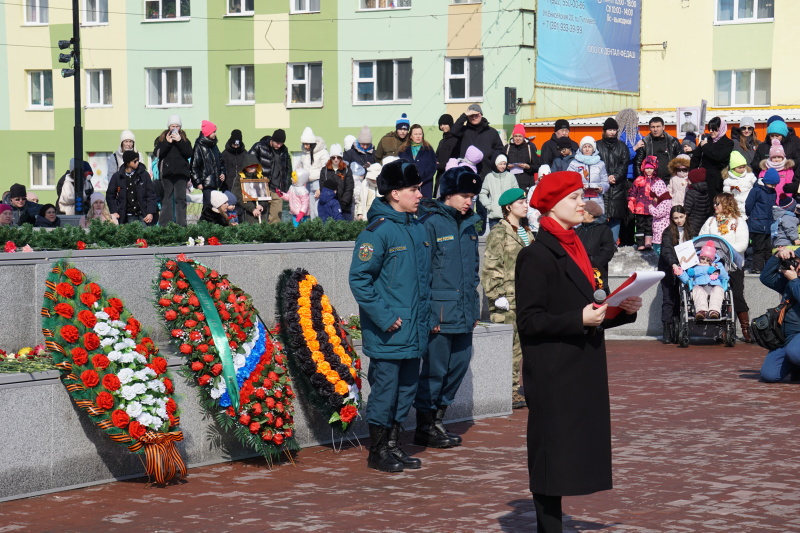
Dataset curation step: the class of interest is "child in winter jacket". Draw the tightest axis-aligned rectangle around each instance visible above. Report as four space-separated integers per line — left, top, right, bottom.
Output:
667 155 691 206
356 162 381 220
674 240 729 321
771 195 800 248
746 167 780 273
479 154 519 229
648 178 672 255
629 155 659 250
550 137 575 172
568 136 609 214
317 179 343 221
758 138 795 201
445 145 483 173
286 169 310 226
684 168 712 235
723 150 756 219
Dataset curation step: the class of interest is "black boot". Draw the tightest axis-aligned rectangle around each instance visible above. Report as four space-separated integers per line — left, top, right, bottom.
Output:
414 410 456 448
367 424 404 473
387 423 421 469
435 407 462 446
661 322 671 344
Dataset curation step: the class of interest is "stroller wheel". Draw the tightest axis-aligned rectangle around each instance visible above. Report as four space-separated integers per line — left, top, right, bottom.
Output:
678 322 690 348
725 320 737 347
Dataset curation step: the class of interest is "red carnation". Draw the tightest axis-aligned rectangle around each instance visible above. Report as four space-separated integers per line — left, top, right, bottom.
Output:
64 268 84 285
71 347 89 365
210 270 219 279
262 430 273 441
162 270 174 280
252 402 263 415
125 317 140 336
102 373 121 391
92 354 110 370
189 331 202 342
276 402 285 413
253 388 265 400
268 371 279 381
211 364 223 376
191 361 204 371
4 241 16 253
208 237 220 246
128 421 147 440
159 280 171 290
172 294 183 304
108 298 123 312
60 325 79 344
56 282 75 298
202 353 213 362
262 378 273 389
104 306 121 321
195 312 205 321
179 307 190 315
76 241 86 250
135 238 148 248
184 319 197 328
166 398 177 414
274 390 283 399
340 405 358 423
265 397 276 409
198 374 212 386
150 356 168 375
80 292 98 307
171 329 184 338
227 293 236 304
189 295 200 307
248 421 260 433
176 280 189 290
85 283 102 298
180 344 193 354
275 417 284 428
239 414 251 426
285 428 293 438
96 391 114 410
77 310 97 329
54 303 74 319
80 369 100 388
164 309 177 321
83 332 100 351
273 433 284 445
165 260 178 271
228 340 237 350
163 377 174 393
159 298 172 307
275 354 284 365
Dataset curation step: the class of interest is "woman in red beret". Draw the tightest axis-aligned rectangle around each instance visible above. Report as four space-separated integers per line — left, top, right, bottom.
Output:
515 171 642 532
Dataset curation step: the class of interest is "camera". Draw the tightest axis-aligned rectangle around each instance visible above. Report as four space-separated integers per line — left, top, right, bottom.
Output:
780 256 799 270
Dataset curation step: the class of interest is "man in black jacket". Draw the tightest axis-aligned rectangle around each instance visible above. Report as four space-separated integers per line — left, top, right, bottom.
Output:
450 104 504 178
634 117 681 180
540 119 579 166
5 183 39 226
106 151 157 225
595 117 631 244
249 129 292 223
434 114 459 197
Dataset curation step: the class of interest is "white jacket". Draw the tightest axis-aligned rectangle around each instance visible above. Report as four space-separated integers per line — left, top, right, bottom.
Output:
699 215 749 254
723 171 756 220
296 136 329 183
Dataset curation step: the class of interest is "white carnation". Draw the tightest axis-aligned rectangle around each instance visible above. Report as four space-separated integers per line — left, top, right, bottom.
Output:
119 351 135 364
155 405 168 419
117 368 135 384
125 401 143 418
147 380 166 393
94 311 110 320
100 337 115 347
107 350 123 362
93 322 112 336
233 354 245 369
140 394 156 405
111 320 126 328
120 385 138 401
134 353 148 365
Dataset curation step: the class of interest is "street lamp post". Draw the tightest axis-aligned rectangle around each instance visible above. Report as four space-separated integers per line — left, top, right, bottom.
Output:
59 0 84 214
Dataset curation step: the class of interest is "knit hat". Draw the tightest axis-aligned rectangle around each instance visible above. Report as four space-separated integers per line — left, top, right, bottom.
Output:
763 167 781 185
9 183 26 199
201 120 216 138
438 114 454 128
779 195 797 212
357 125 372 144
767 115 784 126
512 123 526 136
350 162 366 177
272 129 286 143
439 167 481 198
495 154 507 166
579 136 596 152
120 130 135 143
465 104 483 117
499 187 526 207
554 119 570 131
377 160 422 195
322 179 339 191
344 135 356 152
583 200 604 218
224 191 237 207
688 168 706 183
229 129 243 147
465 145 484 165
209 190 228 212
329 144 343 158
167 114 182 128
739 116 755 129
682 138 696 150
729 150 747 169
641 155 658 171
699 240 717 260
767 120 789 137
556 137 573 150
89 192 105 206
300 127 316 144
684 131 697 143
123 150 139 165
603 117 619 131
531 171 583 212
0 204 11 215
769 138 786 159
396 113 410 130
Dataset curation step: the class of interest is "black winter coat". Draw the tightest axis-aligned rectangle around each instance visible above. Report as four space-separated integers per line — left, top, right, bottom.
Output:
690 135 734 197
751 133 800 181
634 132 681 180
199 205 229 226
450 113 504 177
221 142 248 183
436 132 460 174
540 133 578 166
683 181 712 235
343 144 376 169
399 145 437 198
504 140 540 190
575 218 616 293
596 137 631 220
320 161 355 215
249 136 293 193
106 164 157 223
191 135 226 190
155 134 192 179
515 228 636 496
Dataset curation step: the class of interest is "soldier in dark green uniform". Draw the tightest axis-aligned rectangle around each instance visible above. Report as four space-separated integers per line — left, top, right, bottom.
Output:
349 160 432 473
413 166 481 448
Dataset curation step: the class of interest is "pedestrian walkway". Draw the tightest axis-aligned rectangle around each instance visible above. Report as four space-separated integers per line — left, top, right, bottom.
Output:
1 340 798 532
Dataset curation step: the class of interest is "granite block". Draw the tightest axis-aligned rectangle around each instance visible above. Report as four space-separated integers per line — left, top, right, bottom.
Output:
0 264 38 348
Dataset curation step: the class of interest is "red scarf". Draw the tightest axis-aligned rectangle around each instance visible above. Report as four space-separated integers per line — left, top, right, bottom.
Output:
539 216 596 290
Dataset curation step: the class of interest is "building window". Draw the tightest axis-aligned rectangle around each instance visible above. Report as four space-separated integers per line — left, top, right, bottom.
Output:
715 69 771 106
354 59 411 104
288 63 323 107
86 152 113 190
146 67 192 107
360 0 410 9
227 0 253 14
86 69 112 106
229 65 255 104
716 0 773 23
83 0 108 24
30 153 56 189
145 0 190 20
291 0 319 12
25 0 49 24
445 57 483 102
29 70 53 109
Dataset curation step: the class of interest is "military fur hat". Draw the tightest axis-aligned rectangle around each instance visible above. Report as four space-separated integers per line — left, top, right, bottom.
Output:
377 159 422 195
438 166 482 199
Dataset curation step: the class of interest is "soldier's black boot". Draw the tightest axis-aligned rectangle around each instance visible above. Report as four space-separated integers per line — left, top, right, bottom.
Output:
387 423 421 469
435 406 462 446
414 409 456 448
367 424 404 473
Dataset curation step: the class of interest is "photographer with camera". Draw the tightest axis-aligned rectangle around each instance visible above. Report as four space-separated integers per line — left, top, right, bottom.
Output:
758 248 800 382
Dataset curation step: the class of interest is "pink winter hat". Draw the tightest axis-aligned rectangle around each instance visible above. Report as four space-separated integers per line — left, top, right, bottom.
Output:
201 120 217 138
699 240 716 260
512 124 526 136
769 138 785 159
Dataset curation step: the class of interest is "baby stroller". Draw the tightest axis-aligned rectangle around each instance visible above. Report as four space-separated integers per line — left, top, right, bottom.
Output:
675 235 741 348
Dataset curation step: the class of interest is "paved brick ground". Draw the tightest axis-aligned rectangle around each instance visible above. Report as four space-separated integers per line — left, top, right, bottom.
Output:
1 340 799 533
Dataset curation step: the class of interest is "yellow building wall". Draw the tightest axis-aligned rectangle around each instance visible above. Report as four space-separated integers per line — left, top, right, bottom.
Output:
6 11 54 131
770 1 800 106
444 2 482 120
82 10 129 131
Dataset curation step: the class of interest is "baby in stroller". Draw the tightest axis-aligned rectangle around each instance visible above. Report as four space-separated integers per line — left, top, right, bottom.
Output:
673 240 730 321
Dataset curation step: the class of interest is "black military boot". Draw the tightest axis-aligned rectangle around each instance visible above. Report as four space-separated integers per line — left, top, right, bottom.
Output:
386 423 422 469
435 406 462 446
414 410 456 448
367 424 404 473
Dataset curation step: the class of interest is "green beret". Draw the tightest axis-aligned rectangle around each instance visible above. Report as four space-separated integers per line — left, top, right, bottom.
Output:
498 187 526 207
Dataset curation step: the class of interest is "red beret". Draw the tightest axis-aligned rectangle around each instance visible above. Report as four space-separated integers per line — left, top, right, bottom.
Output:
531 171 584 212
688 168 706 183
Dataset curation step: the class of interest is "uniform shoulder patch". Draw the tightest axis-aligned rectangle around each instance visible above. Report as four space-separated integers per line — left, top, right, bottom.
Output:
358 243 374 261
366 217 387 232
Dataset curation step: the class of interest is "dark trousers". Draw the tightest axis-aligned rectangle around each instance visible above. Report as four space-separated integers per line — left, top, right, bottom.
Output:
660 273 680 324
619 217 636 246
634 214 653 237
729 268 749 313
366 357 420 427
751 232 771 271
160 175 188 227
414 332 473 412
533 493 563 533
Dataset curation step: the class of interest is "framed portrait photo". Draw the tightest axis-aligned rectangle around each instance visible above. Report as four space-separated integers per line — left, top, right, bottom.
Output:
241 179 271 202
